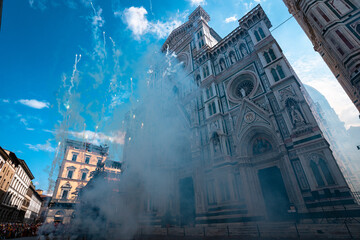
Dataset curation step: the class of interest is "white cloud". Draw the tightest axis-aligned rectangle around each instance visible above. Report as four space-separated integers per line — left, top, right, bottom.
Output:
1 99 9 103
117 7 183 40
120 7 149 40
28 0 47 10
188 0 206 7
225 15 237 23
150 19 183 39
17 99 50 109
26 140 56 152
244 2 255 12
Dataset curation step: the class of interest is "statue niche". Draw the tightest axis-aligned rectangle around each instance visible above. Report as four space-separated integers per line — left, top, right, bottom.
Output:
285 98 306 128
219 58 226 71
212 132 222 156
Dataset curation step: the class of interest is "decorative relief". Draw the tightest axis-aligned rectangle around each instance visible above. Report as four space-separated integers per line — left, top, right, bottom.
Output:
279 85 296 101
244 112 256 123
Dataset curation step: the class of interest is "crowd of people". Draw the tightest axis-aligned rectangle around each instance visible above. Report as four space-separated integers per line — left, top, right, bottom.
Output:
0 223 40 239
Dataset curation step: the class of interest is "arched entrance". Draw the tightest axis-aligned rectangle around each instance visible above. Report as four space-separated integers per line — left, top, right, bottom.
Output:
258 166 290 220
54 210 65 223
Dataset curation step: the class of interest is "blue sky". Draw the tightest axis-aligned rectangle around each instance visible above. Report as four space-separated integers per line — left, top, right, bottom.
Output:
0 0 359 193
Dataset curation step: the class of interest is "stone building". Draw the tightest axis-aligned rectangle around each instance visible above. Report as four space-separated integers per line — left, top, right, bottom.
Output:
124 5 359 226
46 139 122 224
0 147 18 222
24 184 42 223
0 148 35 223
303 84 360 200
4 158 34 222
282 0 360 112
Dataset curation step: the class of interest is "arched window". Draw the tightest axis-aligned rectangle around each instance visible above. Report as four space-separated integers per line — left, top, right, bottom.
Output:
252 137 272 155
229 51 236 64
239 44 248 57
269 48 276 60
264 52 271 63
219 58 226 71
254 30 261 41
271 68 279 82
203 65 210 78
310 160 325 187
259 27 265 38
277 65 285 79
319 159 335 185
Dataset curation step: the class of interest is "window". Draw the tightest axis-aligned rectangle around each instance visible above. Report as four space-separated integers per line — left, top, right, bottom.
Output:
203 65 210 78
67 170 73 179
271 68 280 82
310 161 325 187
198 39 205 49
197 30 203 39
258 27 265 38
319 159 335 185
208 101 217 116
254 30 261 41
61 190 68 200
271 65 285 81
335 30 354 49
81 172 87 181
71 154 78 162
277 65 285 79
97 159 102 166
206 86 214 99
264 52 271 63
269 49 276 61
85 156 90 164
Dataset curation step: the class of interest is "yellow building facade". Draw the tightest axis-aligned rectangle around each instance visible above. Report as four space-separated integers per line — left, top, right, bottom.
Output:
46 139 121 224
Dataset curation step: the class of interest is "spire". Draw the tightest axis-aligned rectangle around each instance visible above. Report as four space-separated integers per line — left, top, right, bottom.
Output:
188 5 210 23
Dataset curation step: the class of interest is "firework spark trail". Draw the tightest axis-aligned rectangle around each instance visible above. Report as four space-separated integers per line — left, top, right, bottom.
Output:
103 31 107 59
68 53 82 96
47 141 62 192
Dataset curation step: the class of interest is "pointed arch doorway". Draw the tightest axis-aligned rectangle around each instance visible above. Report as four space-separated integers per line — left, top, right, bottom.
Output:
258 166 291 220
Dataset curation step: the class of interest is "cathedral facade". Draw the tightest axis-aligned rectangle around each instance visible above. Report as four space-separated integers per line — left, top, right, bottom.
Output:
121 5 359 228
159 5 359 225
282 0 360 112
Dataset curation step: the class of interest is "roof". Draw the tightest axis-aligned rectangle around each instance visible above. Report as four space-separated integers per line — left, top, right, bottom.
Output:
65 139 109 156
3 148 21 167
0 146 9 161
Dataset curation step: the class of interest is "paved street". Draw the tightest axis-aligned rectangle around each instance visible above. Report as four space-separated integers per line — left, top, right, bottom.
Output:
8 238 38 240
